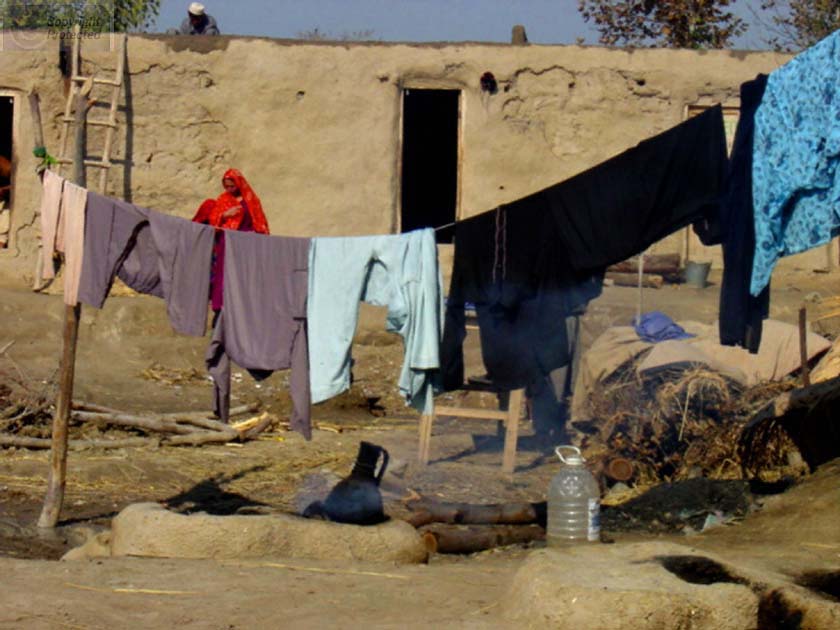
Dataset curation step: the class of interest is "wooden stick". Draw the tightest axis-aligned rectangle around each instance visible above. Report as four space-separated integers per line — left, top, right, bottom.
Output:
502 389 522 476
240 413 275 440
97 33 126 192
160 403 258 420
799 307 810 388
605 272 663 289
418 413 432 465
64 582 200 595
71 401 119 413
165 429 239 446
419 523 545 554
72 408 257 434
637 252 645 323
406 498 547 527
38 91 87 529
28 91 46 151
1 434 156 450
72 411 196 435
37 303 80 528
608 253 680 274
1 431 255 450
236 561 410 581
172 415 236 433
72 401 258 419
29 91 50 292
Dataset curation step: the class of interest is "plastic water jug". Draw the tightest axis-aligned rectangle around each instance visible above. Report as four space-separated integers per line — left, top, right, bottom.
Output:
547 445 601 545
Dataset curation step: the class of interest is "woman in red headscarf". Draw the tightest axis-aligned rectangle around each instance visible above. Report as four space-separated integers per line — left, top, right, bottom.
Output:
192 169 270 234
192 169 270 311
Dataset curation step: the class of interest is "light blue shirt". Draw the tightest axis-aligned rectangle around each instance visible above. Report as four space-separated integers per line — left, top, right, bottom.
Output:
307 229 443 414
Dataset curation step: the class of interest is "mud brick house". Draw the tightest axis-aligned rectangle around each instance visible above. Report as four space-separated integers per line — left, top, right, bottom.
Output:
0 33 835 283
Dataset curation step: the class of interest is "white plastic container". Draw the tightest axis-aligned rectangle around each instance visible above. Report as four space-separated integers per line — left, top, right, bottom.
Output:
547 445 601 546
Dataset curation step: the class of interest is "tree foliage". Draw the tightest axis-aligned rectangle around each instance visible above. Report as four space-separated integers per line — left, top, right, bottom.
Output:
1 0 160 32
759 0 840 51
578 0 746 49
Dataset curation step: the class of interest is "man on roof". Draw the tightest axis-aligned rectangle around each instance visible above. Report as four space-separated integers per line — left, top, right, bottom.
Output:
178 2 220 35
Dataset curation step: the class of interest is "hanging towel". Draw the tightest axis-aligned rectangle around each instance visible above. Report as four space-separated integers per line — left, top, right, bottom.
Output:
58 181 87 305
307 228 443 414
38 170 64 280
752 30 840 294
205 230 312 437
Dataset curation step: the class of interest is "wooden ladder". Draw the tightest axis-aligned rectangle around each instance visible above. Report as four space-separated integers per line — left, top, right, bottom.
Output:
56 24 126 193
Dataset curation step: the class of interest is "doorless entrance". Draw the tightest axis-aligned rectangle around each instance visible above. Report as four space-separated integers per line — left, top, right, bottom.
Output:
400 89 459 243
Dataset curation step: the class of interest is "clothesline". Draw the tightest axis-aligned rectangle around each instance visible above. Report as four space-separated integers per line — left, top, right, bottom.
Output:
433 206 502 233
40 183 445 441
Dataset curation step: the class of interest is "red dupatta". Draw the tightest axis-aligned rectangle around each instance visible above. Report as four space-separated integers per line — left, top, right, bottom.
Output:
208 168 270 234
191 198 217 224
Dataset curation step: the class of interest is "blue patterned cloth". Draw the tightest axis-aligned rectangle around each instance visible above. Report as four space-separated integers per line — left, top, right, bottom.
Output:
751 31 840 295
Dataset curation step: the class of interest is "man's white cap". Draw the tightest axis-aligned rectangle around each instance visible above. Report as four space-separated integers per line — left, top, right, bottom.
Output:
188 2 205 16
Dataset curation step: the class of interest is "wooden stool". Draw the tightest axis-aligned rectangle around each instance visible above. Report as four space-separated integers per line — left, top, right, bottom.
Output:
417 388 525 475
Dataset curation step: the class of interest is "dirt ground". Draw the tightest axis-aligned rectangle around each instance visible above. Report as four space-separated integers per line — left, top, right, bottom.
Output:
0 266 839 628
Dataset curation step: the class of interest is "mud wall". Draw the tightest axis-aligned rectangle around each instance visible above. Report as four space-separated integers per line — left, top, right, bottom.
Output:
0 34 832 285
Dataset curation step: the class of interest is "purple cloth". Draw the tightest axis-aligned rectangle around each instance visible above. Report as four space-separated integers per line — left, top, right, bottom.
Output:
77 192 214 337
205 230 312 438
78 192 156 306
633 311 694 344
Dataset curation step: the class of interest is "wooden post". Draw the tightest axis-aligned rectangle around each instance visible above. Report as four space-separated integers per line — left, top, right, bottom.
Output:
37 91 86 529
29 92 47 290
501 389 523 476
799 307 810 388
636 252 645 324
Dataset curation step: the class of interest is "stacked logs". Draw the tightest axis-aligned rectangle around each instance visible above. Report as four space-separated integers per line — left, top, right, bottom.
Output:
0 391 272 450
605 253 682 289
406 498 547 554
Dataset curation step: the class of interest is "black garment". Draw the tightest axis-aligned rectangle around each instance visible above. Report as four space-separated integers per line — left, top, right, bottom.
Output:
441 107 728 425
543 105 728 272
526 312 583 438
716 75 771 352
441 197 602 393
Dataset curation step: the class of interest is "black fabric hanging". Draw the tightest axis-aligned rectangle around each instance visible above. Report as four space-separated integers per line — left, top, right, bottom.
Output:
441 106 728 391
715 75 771 353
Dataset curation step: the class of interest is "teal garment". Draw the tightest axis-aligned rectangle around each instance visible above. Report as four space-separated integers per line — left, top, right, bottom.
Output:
752 30 840 294
307 228 443 414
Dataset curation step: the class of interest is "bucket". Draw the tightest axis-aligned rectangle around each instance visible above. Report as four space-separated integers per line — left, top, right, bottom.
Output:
684 260 711 288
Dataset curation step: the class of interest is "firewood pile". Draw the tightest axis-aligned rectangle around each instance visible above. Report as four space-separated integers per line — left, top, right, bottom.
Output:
0 358 273 451
573 357 807 490
605 252 682 288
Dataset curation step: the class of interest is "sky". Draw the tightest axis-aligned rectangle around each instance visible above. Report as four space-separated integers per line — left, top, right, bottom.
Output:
153 0 778 50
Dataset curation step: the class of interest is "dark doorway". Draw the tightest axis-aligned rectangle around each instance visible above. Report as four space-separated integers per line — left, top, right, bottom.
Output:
400 89 459 243
0 96 13 249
